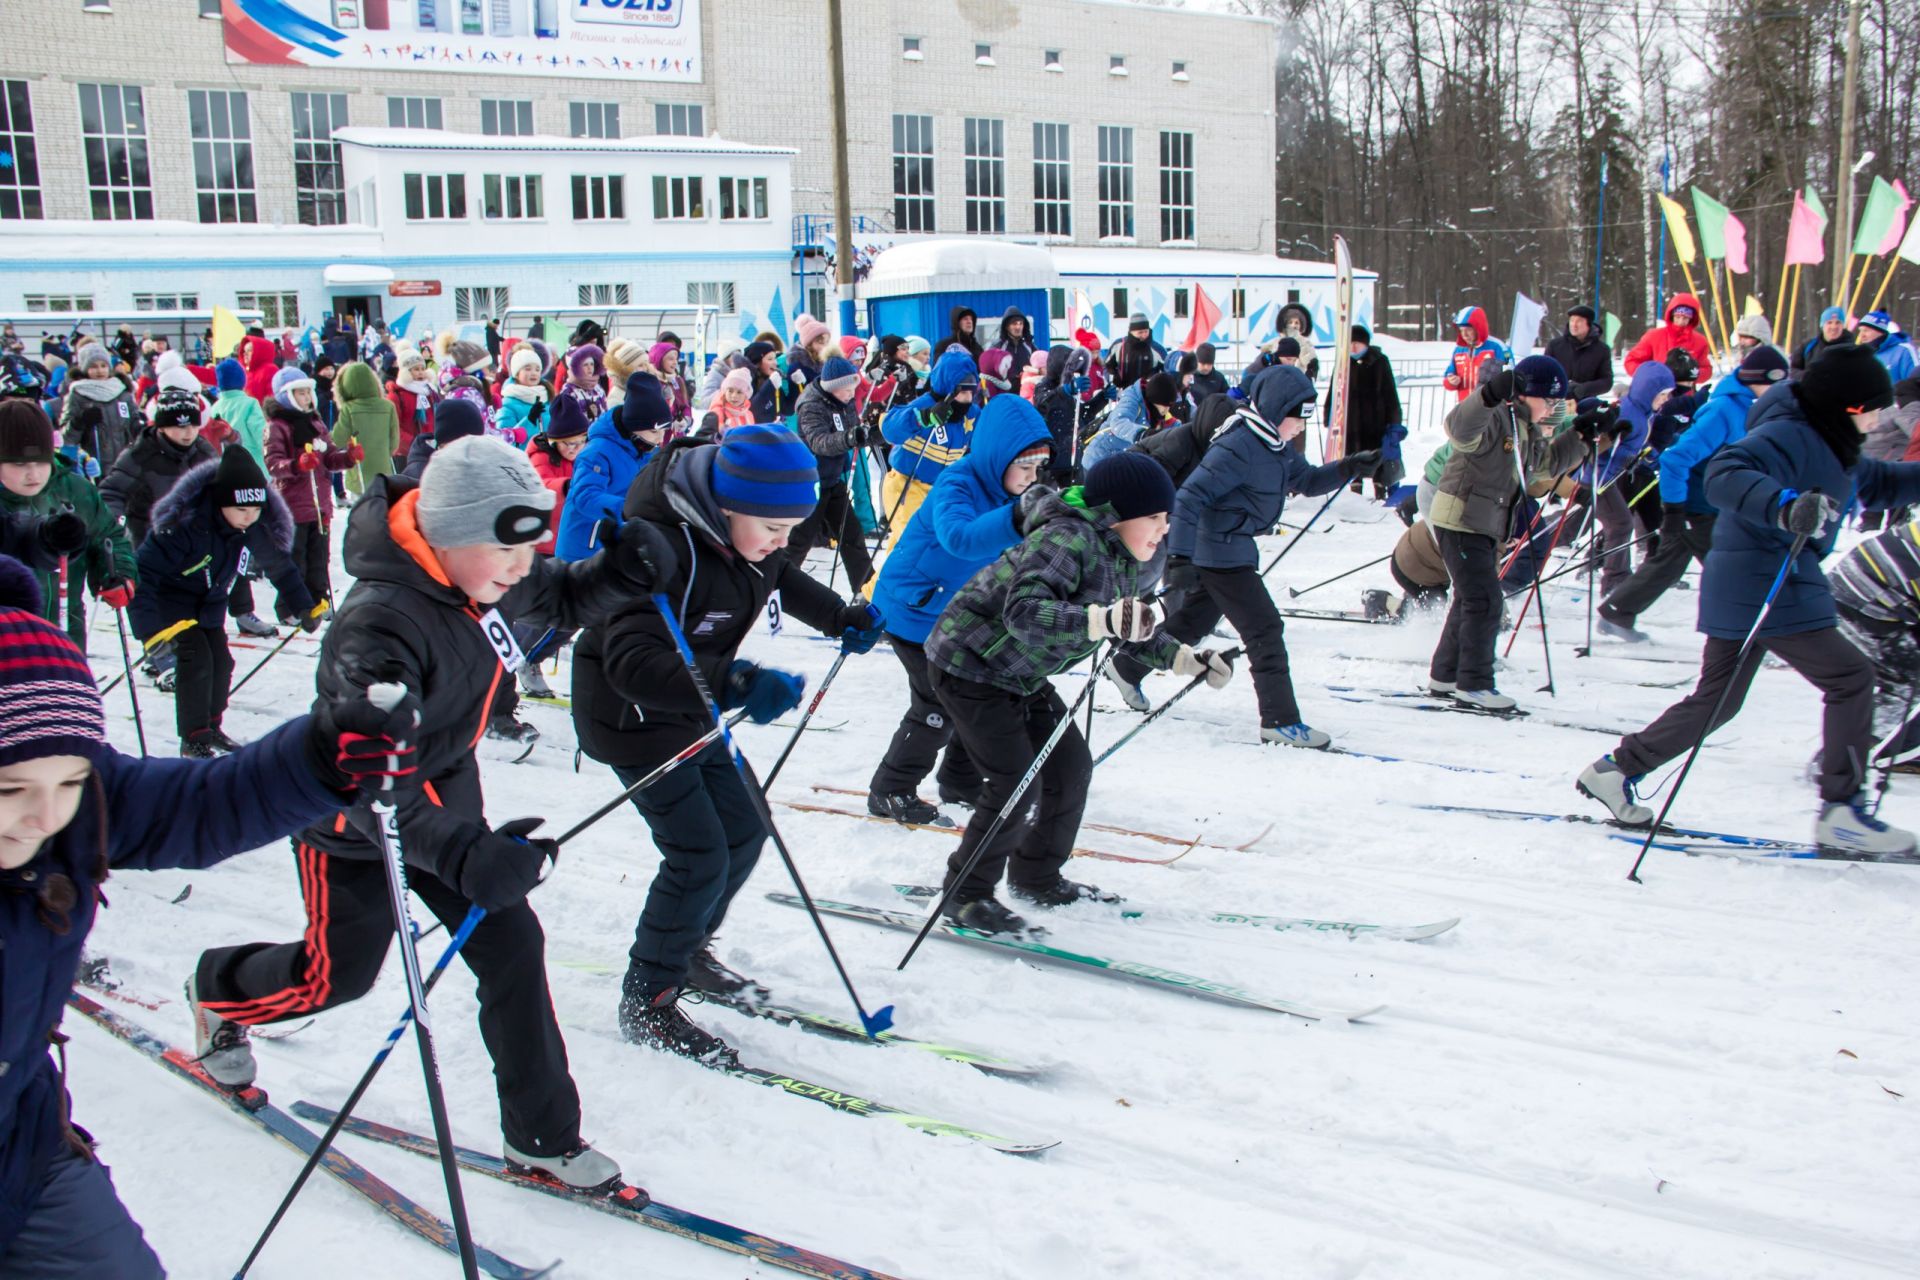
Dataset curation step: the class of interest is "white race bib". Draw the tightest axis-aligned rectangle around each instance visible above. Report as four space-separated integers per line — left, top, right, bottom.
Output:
475 607 527 672
764 590 784 637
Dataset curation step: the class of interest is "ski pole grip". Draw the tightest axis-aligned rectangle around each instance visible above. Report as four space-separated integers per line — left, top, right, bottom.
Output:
367 681 408 712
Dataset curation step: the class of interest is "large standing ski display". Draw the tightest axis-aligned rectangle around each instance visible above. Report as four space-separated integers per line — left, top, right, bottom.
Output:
1323 234 1356 461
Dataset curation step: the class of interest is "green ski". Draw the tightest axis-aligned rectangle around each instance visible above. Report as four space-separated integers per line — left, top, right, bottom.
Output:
889 883 1457 942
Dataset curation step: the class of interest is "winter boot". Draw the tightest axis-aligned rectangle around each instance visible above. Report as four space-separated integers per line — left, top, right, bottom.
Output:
520 664 555 699
685 942 772 1006
1009 875 1122 908
486 715 540 746
186 973 256 1089
180 734 221 759
1361 589 1405 622
617 980 739 1065
234 612 277 638
943 895 1030 936
936 779 984 808
503 1139 627 1195
154 667 177 693
1814 795 1919 858
203 726 244 754
866 791 953 828
1451 688 1518 713
1104 667 1152 713
1261 722 1332 750
1596 606 1649 643
1576 755 1654 826
1426 678 1456 696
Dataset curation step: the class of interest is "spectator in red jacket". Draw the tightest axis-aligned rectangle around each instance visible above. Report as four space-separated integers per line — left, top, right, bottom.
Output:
238 334 280 406
1623 293 1714 376
1442 305 1509 401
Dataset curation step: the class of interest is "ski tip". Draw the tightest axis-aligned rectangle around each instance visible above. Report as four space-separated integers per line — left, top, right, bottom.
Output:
861 1004 897 1038
1344 1005 1388 1023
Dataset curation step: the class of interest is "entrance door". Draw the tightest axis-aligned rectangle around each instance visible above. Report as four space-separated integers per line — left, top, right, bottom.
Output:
330 293 385 328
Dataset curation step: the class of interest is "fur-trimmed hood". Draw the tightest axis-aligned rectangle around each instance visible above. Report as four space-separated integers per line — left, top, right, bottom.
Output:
150 456 295 552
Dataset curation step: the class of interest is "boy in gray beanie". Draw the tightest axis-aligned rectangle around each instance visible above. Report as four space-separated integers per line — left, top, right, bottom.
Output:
189 434 679 1193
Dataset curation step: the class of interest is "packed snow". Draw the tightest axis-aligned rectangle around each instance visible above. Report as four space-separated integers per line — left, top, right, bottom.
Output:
69 473 1920 1279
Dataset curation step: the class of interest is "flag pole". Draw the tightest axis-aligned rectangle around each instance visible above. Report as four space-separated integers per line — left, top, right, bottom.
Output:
1866 258 1902 316
1702 257 1735 367
1721 256 1743 346
1847 253 1878 317
1773 236 1794 348
1783 264 1802 349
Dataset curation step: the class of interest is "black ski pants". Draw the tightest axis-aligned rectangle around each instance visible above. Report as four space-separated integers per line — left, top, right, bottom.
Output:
1613 627 1875 804
1604 509 1714 622
930 668 1092 898
1112 565 1301 727
1430 527 1503 692
615 742 766 991
790 482 873 592
194 842 583 1155
869 635 981 799
173 623 233 741
285 521 330 617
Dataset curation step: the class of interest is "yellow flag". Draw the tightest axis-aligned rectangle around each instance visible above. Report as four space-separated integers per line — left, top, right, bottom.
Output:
211 305 245 361
1657 193 1698 265
1744 294 1763 317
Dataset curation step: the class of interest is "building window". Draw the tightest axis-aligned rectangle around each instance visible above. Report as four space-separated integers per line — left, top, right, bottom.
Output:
807 286 827 321
1043 49 1062 72
482 173 542 220
891 114 934 233
24 293 95 313
1097 126 1134 240
571 174 625 221
403 173 467 221
1049 287 1066 321
901 36 923 60
0 80 43 220
189 90 256 224
654 103 703 137
454 286 510 323
1112 288 1129 319
718 176 767 221
78 83 153 221
570 101 620 139
1109 55 1128 76
1171 60 1190 81
198 0 219 15
133 292 200 312
578 283 630 306
1231 287 1247 318
387 96 442 130
650 175 704 220
974 43 994 66
1173 288 1190 319
1032 122 1072 238
1159 130 1195 243
480 99 534 137
963 118 1005 235
236 290 299 328
686 281 737 313
291 91 347 227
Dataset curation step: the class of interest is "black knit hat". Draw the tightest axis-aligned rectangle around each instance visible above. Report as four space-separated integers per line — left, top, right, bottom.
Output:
0 399 56 464
1735 345 1790 387
152 389 202 430
1665 348 1699 385
1568 305 1598 324
210 444 270 508
433 397 486 446
1142 372 1179 408
1083 452 1176 521
1800 343 1896 414
1351 324 1371 345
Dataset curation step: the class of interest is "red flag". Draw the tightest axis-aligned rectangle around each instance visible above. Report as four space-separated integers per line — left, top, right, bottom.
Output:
1783 191 1827 266
1181 283 1222 352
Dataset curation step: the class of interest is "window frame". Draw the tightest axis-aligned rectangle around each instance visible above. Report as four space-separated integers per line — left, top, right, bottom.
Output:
963 117 1006 235
25 293 96 313
569 100 620 139
1097 125 1135 241
0 79 44 221
650 174 705 221
717 176 768 222
570 173 626 221
403 172 468 222
480 98 534 137
386 96 443 130
132 292 201 312
1159 129 1196 244
891 113 935 233
291 91 347 227
577 283 631 307
77 82 153 222
653 102 704 137
481 172 543 221
454 286 511 323
235 290 299 329
1032 122 1072 238
686 281 738 314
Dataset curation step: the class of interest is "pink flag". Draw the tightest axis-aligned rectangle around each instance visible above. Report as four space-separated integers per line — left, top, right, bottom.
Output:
1724 210 1750 275
1783 192 1826 267
1875 179 1913 257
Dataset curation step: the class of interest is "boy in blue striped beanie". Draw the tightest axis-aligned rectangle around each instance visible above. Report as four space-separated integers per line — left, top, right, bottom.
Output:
570 421 887 1061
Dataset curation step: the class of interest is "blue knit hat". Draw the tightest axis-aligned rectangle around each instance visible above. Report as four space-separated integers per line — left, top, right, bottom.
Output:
713 424 820 519
433 397 486 446
216 357 246 393
819 356 860 394
1082 452 1176 522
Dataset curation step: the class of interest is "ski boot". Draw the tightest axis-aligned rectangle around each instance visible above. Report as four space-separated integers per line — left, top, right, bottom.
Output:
1009 875 1122 908
1361 589 1405 622
618 981 739 1065
520 664 556 699
1261 722 1332 750
1596 606 1649 643
185 973 257 1089
1104 667 1151 713
1814 794 1919 858
234 613 278 638
1426 677 1456 697
936 778 985 809
943 894 1029 936
867 791 952 828
203 726 244 754
503 1139 628 1196
180 733 224 759
486 715 540 747
1451 687 1518 713
1576 756 1654 826
685 941 772 1006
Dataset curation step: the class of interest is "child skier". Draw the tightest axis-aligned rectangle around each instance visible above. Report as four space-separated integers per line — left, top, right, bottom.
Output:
1108 366 1381 748
190 434 678 1188
555 368 672 560
496 343 552 446
517 393 592 698
879 349 979 545
332 360 399 500
100 389 216 547
58 341 141 474
697 367 756 440
562 343 608 421
0 401 136 647
570 423 884 1061
131 447 318 756
923 452 1236 933
791 355 874 590
264 365 355 614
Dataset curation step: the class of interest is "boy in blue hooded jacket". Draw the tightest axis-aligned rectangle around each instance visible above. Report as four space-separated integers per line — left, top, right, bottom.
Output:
1584 361 1673 600
877 349 978 547
867 396 1053 824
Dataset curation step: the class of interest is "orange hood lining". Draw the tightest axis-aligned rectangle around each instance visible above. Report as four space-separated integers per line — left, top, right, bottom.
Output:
388 488 455 591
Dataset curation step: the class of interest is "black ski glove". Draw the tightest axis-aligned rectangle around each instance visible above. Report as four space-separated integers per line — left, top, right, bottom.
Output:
1341 450 1383 479
304 680 422 798
1163 555 1200 593
612 518 680 591
38 506 90 559
527 395 547 426
1573 403 1619 444
456 817 557 912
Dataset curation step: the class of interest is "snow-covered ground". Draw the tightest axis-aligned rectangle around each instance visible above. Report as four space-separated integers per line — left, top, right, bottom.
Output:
70 493 1920 1280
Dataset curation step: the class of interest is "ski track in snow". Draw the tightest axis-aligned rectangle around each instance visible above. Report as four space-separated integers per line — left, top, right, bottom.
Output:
70 467 1920 1279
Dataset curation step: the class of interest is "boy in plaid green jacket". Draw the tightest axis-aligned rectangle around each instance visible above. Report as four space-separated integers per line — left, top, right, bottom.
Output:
924 453 1236 933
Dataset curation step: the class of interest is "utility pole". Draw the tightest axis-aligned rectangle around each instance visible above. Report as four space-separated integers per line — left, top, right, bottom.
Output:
1831 0 1864 301
826 0 857 337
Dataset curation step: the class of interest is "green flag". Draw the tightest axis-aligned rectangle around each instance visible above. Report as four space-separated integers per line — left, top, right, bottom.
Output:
1805 186 1828 229
1690 188 1731 261
1603 312 1621 347
1852 176 1899 255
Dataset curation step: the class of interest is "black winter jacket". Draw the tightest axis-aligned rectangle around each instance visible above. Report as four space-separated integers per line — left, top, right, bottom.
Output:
794 381 862 486
129 458 310 641
297 476 655 879
1133 393 1235 489
1544 329 1616 401
101 425 217 546
1330 347 1403 451
571 440 850 770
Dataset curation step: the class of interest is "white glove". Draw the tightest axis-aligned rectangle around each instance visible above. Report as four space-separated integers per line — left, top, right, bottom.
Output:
1172 645 1234 689
1086 598 1164 643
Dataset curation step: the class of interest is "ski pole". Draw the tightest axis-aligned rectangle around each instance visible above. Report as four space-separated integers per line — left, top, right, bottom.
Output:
1533 567 1558 697
899 648 1113 971
233 905 486 1279
229 625 302 698
1093 647 1241 767
652 594 894 1037
763 651 847 789
551 709 750 847
357 682 482 1279
111 608 147 757
1257 488 1341 580
1288 553 1392 600
1538 529 1658 590
1626 531 1811 883
1502 493 1579 658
